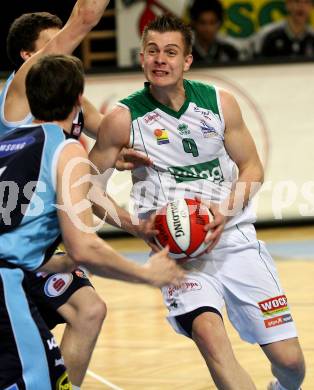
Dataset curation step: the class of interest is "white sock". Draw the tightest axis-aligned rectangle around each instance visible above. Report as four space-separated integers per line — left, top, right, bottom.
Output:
72 386 80 390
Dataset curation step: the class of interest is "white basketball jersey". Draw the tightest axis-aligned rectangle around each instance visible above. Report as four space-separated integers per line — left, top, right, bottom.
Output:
118 79 255 228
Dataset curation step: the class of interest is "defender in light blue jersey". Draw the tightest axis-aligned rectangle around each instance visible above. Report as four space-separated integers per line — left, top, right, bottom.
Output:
0 53 183 390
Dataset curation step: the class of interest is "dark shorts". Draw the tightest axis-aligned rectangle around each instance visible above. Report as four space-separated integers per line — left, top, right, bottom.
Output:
24 268 93 329
0 267 71 390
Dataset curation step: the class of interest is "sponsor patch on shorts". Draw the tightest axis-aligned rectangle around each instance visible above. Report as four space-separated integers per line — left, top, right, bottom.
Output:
56 371 71 390
167 279 201 298
258 295 289 317
75 269 88 279
44 274 73 297
264 313 293 328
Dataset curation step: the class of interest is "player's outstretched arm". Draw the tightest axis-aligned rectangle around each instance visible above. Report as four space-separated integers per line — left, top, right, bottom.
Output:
5 0 110 122
55 141 184 287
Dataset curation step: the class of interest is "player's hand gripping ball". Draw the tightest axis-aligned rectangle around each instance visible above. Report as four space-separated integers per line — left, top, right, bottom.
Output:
154 198 213 260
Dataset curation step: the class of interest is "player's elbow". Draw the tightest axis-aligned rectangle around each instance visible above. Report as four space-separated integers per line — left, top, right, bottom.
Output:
77 6 103 29
256 163 264 185
66 234 103 267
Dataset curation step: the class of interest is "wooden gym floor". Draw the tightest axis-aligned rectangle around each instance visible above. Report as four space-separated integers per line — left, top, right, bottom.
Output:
54 226 314 390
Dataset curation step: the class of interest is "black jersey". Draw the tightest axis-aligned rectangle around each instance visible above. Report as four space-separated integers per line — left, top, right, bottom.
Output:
254 20 314 58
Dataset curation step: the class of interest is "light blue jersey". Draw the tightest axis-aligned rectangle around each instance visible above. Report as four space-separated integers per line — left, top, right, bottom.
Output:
0 123 78 270
0 73 33 135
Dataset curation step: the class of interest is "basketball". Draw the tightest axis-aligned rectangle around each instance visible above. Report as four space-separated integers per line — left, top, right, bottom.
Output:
154 198 213 260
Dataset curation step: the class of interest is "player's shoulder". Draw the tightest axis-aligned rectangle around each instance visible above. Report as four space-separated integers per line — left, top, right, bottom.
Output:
120 86 146 105
185 79 221 116
184 79 216 93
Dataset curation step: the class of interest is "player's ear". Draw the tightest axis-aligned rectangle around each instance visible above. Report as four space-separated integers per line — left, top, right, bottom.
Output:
77 94 83 106
20 49 33 62
140 51 145 68
183 54 193 72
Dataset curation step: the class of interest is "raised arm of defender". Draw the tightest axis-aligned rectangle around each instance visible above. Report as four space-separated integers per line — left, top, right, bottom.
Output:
5 0 110 122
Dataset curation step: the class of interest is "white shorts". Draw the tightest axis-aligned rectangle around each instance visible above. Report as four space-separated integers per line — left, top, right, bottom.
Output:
161 223 298 345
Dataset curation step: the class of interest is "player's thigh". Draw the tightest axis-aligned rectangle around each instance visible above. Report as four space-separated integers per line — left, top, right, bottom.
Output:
161 268 224 337
218 224 298 345
25 269 93 329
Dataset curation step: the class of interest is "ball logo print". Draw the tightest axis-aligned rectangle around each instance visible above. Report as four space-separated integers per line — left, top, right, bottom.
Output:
154 198 213 259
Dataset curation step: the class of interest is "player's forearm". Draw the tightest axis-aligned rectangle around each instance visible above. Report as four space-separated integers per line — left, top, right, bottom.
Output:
92 194 137 236
67 0 110 30
47 0 110 55
68 235 151 284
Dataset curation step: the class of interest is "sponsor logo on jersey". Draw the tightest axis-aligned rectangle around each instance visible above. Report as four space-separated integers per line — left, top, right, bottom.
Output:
264 313 293 328
56 371 71 390
44 273 73 297
258 295 289 317
167 279 201 298
168 159 224 184
193 106 212 120
0 135 35 158
154 129 169 145
177 123 190 136
144 112 161 125
200 120 218 138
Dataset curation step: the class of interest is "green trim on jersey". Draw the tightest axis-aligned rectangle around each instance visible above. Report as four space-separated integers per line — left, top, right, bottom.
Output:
119 79 221 121
185 80 220 120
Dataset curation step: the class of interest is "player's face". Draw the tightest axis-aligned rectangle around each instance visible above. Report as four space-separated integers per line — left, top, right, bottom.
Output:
34 27 60 52
286 0 313 24
193 11 221 44
141 31 193 88
23 27 61 61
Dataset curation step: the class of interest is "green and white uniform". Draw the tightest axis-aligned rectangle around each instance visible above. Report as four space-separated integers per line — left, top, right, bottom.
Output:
118 80 297 345
119 79 254 229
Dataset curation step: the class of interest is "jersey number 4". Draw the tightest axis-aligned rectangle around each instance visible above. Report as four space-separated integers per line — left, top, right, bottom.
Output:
182 138 199 157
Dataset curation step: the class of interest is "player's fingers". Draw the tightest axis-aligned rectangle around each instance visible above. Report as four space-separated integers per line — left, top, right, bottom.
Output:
147 241 160 252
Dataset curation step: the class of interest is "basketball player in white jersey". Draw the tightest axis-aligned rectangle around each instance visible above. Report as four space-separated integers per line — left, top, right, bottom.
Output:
89 15 305 390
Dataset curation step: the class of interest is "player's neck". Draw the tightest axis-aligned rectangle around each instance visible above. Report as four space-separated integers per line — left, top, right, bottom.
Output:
32 108 77 134
150 82 186 112
32 118 72 133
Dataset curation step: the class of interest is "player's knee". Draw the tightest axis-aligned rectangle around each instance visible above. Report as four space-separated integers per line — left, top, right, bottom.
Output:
76 294 107 329
274 350 305 381
192 314 226 358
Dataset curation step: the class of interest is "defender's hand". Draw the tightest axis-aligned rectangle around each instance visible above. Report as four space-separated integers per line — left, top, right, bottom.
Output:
115 148 152 171
144 247 185 287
